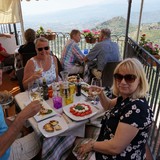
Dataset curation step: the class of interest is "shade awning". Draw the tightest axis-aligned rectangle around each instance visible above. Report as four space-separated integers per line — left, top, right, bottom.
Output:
0 0 21 24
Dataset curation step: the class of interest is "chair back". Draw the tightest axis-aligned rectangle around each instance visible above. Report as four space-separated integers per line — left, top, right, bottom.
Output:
16 67 24 92
102 61 120 88
22 52 37 67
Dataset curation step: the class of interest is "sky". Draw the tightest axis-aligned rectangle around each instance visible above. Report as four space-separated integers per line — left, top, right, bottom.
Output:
21 0 133 16
21 0 159 16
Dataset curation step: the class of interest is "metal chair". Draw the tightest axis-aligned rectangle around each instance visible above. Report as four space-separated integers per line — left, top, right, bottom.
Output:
102 61 120 88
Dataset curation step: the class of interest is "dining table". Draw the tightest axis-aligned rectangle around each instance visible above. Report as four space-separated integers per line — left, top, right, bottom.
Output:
14 88 105 160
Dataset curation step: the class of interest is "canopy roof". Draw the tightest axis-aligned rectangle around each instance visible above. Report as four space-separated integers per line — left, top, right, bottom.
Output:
0 0 21 24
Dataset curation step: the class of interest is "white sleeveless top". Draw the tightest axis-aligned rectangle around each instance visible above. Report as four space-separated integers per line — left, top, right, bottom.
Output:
31 56 56 85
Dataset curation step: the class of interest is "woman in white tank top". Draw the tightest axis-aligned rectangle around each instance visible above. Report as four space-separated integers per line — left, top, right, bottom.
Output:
23 37 59 90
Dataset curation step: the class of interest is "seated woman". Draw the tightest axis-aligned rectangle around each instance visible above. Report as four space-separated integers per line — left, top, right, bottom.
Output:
61 29 84 75
18 28 37 67
23 37 59 90
75 58 153 160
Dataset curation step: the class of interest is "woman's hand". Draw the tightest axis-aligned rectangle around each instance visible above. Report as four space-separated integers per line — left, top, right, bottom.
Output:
76 140 95 160
32 70 43 81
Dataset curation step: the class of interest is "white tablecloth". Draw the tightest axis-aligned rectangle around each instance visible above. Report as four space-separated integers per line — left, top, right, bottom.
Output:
15 91 104 138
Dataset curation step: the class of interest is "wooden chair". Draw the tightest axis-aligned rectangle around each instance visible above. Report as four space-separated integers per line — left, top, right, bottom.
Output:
102 61 120 88
16 67 24 92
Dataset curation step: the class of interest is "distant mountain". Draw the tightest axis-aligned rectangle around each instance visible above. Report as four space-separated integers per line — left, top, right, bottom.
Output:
23 2 160 32
94 16 136 36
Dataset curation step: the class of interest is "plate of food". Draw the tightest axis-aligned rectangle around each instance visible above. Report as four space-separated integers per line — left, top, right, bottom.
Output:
38 116 68 137
34 100 57 122
63 101 98 121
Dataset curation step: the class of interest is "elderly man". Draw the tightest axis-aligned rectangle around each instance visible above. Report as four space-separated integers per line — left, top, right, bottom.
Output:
84 28 120 81
0 66 42 159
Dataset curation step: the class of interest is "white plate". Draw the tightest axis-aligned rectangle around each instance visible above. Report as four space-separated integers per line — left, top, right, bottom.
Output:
63 101 98 121
34 101 57 122
38 116 68 137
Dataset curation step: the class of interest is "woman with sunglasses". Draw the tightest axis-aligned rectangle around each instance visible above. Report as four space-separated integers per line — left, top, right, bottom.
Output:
23 37 59 89
76 58 153 160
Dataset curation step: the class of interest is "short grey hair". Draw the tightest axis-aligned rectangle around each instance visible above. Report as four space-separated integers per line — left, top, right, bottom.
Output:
34 37 49 47
101 28 111 38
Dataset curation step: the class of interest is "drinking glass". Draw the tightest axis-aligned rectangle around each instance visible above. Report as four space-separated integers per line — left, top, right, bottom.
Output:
91 77 102 106
28 80 42 101
60 71 69 82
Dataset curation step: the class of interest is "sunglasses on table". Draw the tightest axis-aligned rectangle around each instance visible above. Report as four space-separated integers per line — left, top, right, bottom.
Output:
37 46 49 52
114 73 137 83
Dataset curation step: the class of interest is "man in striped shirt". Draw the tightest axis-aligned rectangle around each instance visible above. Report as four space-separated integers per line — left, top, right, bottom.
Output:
61 29 84 75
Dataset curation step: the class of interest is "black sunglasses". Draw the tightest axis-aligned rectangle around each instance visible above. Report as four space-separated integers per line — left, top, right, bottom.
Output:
114 73 137 83
37 46 49 52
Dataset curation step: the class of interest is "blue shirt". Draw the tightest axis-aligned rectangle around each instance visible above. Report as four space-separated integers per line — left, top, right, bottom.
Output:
86 39 120 71
0 106 10 160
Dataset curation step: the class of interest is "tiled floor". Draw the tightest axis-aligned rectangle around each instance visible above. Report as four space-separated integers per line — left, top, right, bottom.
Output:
0 72 19 95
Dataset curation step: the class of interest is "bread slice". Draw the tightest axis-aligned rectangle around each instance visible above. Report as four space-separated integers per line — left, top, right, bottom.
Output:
54 124 62 131
43 123 54 132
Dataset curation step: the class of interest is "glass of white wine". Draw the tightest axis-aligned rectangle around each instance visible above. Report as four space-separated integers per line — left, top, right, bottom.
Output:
28 80 42 102
91 77 102 106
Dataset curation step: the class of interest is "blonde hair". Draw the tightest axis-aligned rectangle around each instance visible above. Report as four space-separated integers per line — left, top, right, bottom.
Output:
112 58 149 99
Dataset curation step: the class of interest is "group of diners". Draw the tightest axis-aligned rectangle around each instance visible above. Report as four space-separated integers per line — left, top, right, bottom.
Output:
0 28 153 160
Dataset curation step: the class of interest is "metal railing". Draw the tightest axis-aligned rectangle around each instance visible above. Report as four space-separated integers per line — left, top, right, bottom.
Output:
126 37 160 160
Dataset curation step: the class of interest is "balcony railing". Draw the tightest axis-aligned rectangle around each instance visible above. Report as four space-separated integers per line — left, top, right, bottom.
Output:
126 37 160 160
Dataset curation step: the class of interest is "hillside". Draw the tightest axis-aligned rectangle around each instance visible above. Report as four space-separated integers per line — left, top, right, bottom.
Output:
94 16 136 36
93 16 160 44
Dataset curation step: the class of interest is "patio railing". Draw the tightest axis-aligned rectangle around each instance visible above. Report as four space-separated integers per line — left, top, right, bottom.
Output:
126 37 160 160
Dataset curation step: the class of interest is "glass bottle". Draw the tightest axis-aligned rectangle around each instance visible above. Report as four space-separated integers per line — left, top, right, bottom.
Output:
42 78 49 100
76 74 81 96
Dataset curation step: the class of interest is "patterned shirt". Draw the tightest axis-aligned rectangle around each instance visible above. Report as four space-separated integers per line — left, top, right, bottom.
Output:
96 97 153 160
31 56 56 85
61 39 84 71
86 39 120 71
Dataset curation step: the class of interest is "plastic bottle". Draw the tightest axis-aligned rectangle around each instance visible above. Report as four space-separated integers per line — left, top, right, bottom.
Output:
42 78 49 100
76 74 81 96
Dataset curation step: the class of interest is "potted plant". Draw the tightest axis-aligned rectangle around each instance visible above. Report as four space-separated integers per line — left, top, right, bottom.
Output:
36 27 56 41
139 34 160 65
82 29 100 44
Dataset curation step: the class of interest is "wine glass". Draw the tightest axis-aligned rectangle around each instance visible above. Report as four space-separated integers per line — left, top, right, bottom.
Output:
91 77 102 106
28 80 42 102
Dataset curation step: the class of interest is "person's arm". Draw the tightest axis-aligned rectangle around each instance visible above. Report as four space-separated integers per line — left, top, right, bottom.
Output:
72 43 84 62
23 59 42 90
0 100 41 157
0 33 11 38
77 122 139 158
52 55 59 82
0 50 10 57
88 86 117 110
